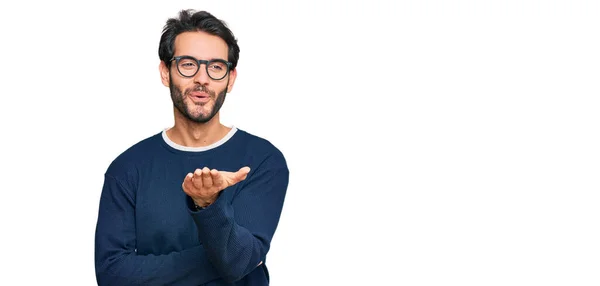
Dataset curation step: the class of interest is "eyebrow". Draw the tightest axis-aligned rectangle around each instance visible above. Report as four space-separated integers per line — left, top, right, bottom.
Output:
174 55 227 61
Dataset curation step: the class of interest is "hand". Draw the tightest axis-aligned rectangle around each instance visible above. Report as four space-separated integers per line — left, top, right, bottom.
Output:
182 166 251 207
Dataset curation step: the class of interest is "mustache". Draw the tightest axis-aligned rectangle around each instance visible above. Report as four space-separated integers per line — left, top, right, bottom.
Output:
186 85 215 97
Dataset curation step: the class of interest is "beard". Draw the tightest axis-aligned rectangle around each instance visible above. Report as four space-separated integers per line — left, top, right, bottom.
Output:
169 75 228 124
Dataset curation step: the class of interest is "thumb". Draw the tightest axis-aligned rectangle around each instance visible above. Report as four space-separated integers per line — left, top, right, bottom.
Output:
222 167 251 186
236 166 251 181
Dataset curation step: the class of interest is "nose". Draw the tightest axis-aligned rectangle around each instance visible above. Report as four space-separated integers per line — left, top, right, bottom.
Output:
193 64 211 85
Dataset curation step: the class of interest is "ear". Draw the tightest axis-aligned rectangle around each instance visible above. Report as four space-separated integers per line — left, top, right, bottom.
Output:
159 61 170 87
226 68 237 93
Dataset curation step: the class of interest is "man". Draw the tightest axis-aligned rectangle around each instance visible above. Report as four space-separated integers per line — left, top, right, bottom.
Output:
94 9 289 286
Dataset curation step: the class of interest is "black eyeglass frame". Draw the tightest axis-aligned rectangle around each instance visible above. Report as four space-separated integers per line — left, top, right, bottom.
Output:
170 56 233 80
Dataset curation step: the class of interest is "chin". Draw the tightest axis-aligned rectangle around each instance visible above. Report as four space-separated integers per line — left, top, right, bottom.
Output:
188 110 216 123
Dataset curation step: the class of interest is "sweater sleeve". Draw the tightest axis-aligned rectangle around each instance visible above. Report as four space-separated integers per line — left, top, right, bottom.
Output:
94 173 221 286
189 152 289 283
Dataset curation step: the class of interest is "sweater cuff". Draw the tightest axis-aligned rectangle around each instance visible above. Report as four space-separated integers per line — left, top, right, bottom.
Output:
188 191 233 232
187 192 230 216
186 192 223 212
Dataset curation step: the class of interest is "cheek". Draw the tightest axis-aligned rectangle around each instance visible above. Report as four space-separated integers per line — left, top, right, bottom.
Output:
172 80 192 94
219 82 231 92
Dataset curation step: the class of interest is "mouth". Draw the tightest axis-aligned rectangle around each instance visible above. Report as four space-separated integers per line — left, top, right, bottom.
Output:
188 90 211 103
190 91 209 98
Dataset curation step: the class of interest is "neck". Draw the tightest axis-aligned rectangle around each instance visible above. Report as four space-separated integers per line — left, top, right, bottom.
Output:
166 109 231 148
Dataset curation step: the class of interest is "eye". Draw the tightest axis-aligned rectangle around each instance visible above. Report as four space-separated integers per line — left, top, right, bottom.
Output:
208 62 226 71
178 59 198 70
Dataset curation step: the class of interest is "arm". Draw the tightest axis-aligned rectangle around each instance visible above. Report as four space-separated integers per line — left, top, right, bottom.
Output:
94 174 220 286
189 153 289 283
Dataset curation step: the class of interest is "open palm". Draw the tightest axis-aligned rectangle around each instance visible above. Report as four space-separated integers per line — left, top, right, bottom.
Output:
182 166 251 207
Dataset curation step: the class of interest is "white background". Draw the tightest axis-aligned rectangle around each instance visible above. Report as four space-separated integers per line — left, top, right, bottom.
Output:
0 0 599 285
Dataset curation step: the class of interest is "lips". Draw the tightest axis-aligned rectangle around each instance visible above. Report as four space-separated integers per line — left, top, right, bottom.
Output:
189 91 209 98
188 90 211 103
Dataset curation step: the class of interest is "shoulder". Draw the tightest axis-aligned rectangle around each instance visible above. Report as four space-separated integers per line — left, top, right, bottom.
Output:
233 128 287 169
104 131 163 178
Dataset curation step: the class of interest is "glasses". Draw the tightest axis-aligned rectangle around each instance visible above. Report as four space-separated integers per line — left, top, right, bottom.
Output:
170 56 232 80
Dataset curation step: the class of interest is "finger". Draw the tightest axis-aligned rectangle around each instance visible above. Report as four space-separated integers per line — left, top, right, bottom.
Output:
192 169 203 189
211 169 225 188
182 173 194 193
201 167 213 188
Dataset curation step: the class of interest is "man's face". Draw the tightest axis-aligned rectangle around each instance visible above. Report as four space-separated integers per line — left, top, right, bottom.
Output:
160 31 237 123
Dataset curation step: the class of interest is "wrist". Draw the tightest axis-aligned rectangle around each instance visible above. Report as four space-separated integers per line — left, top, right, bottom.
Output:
193 199 212 209
192 194 219 209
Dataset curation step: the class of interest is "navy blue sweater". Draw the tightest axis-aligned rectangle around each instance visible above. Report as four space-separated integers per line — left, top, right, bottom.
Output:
94 127 289 285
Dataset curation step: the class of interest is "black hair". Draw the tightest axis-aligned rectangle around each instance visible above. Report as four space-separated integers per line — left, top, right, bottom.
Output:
158 9 240 70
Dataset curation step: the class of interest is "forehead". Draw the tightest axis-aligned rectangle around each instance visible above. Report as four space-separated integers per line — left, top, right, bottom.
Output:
173 31 228 60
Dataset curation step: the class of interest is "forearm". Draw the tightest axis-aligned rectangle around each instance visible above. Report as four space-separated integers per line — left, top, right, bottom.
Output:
189 165 289 283
95 174 221 285
95 245 220 286
190 196 266 283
